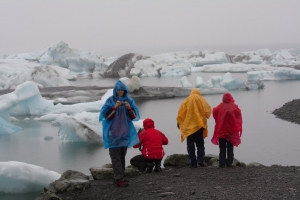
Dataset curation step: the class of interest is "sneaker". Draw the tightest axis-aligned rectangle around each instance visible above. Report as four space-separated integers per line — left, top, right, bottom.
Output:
219 165 225 168
145 163 154 173
114 179 129 187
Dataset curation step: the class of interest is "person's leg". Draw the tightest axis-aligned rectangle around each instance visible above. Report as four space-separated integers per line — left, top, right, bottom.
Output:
120 146 127 173
153 159 162 172
186 134 197 167
130 154 148 171
195 128 205 165
219 138 226 167
109 148 124 180
226 140 234 167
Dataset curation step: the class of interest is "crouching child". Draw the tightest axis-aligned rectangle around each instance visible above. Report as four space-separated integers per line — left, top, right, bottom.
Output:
130 118 168 173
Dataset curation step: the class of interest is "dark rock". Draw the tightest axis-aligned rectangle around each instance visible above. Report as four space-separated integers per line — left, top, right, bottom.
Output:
48 170 91 194
163 154 190 168
272 99 300 125
103 53 135 78
89 165 140 180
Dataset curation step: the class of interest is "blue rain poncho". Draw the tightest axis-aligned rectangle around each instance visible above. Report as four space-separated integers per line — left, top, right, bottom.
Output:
99 80 140 149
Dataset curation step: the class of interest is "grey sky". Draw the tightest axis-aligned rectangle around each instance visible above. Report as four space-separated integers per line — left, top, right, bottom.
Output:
1 0 300 57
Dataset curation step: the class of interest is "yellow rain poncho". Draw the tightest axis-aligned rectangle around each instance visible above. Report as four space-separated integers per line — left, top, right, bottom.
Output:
177 88 211 142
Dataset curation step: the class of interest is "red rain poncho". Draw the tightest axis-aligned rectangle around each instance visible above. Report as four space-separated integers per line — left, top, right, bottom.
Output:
211 93 243 147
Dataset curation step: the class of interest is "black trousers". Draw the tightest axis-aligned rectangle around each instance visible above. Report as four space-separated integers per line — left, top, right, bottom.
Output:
219 138 234 167
109 147 127 180
186 128 205 166
130 154 162 171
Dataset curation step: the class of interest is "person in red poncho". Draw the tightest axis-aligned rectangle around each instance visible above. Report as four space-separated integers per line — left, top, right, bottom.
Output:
211 93 243 168
130 118 169 173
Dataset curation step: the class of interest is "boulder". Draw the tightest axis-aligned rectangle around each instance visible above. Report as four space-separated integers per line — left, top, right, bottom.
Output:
36 170 90 199
247 162 265 167
90 164 140 180
48 170 90 193
35 189 62 200
163 154 190 168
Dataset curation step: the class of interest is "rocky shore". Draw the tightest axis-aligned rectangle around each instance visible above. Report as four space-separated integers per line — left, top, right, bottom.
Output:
272 98 300 125
36 153 300 200
34 99 300 200
57 166 300 200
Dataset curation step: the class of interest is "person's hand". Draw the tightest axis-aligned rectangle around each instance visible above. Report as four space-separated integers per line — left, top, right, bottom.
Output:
115 101 122 108
124 102 131 109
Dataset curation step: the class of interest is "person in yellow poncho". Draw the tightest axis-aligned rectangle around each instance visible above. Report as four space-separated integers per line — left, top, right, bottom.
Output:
176 88 211 168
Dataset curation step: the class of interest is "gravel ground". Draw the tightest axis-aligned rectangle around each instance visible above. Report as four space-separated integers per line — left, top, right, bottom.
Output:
58 166 300 200
57 99 300 200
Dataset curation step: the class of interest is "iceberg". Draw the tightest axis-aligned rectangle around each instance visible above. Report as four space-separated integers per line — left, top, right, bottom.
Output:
247 68 300 81
0 161 60 194
0 59 74 90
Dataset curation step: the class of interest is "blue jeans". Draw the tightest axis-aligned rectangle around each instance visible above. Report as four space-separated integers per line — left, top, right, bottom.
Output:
219 138 234 167
186 128 205 166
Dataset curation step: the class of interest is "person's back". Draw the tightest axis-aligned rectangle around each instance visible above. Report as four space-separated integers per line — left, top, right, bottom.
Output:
138 127 167 160
212 93 242 147
130 118 168 172
211 92 242 167
176 88 211 168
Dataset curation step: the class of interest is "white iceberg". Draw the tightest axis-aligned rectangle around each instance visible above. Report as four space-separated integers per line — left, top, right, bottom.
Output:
0 161 60 194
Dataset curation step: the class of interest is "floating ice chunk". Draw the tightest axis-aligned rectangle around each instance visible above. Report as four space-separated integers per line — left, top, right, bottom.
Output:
0 161 60 194
9 81 54 116
178 76 193 87
211 76 222 88
0 116 22 134
119 76 141 92
34 113 67 121
220 72 244 90
195 77 211 88
57 115 103 144
247 68 300 80
160 65 191 77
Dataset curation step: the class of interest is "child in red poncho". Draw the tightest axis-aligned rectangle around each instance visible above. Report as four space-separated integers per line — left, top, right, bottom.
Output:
130 118 168 173
211 93 243 167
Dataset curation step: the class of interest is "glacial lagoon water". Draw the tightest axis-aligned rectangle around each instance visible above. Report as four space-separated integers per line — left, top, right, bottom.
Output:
1 72 300 199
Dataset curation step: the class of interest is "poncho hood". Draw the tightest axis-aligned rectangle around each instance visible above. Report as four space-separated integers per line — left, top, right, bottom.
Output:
211 93 243 147
177 88 211 142
143 118 155 129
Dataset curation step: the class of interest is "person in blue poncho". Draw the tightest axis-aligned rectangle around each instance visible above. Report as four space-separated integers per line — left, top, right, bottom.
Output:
99 80 140 187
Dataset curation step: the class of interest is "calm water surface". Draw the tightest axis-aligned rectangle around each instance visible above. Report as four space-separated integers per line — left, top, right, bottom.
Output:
0 73 300 199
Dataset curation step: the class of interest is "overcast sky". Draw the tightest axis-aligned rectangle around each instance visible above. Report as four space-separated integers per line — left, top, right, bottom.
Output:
1 0 300 57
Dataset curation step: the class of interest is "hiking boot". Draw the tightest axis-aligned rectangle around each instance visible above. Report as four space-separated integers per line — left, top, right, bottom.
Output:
189 164 197 168
114 179 129 187
145 163 154 173
153 165 162 172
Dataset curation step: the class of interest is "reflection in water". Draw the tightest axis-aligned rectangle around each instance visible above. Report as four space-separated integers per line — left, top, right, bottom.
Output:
58 143 103 172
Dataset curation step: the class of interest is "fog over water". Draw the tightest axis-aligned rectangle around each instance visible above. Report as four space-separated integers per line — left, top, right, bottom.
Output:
1 0 300 58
